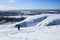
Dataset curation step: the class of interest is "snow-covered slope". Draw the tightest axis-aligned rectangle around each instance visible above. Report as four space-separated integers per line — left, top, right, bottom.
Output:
0 25 60 40
36 14 60 27
0 14 60 40
13 14 56 27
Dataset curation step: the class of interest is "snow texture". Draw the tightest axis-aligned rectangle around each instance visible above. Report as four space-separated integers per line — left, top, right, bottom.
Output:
0 14 60 40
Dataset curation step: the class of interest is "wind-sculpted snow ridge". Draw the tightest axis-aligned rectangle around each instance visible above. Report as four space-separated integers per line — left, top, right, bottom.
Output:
18 16 47 27
14 14 58 27
36 14 60 27
14 14 53 28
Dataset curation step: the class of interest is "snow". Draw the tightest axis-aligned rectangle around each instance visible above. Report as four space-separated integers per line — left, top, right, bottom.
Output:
36 14 60 27
0 14 60 40
18 15 47 27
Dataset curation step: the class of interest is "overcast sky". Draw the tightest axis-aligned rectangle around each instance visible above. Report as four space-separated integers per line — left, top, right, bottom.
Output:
0 0 60 10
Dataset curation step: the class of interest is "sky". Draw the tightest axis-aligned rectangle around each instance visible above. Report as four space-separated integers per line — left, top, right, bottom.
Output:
0 0 60 10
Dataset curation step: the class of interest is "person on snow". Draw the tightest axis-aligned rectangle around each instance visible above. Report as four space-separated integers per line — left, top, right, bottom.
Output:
16 24 21 30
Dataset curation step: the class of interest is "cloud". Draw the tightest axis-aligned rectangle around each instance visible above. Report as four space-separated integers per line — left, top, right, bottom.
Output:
9 0 14 3
8 0 15 3
0 5 17 10
0 5 35 10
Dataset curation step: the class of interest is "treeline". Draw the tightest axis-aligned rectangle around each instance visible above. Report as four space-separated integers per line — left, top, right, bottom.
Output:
0 11 19 16
0 17 26 24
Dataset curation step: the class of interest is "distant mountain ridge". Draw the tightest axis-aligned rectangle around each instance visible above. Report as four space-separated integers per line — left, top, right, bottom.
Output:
0 9 60 16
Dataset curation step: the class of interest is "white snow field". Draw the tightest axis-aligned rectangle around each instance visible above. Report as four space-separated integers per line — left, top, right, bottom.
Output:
0 14 60 40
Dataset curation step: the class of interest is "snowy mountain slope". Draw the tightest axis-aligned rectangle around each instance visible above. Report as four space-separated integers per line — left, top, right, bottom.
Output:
1 14 57 28
0 14 60 40
12 14 54 27
36 14 60 27
2 14 48 28
0 25 60 40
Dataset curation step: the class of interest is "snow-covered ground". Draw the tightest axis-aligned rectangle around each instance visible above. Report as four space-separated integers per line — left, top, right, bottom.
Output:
0 14 60 40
